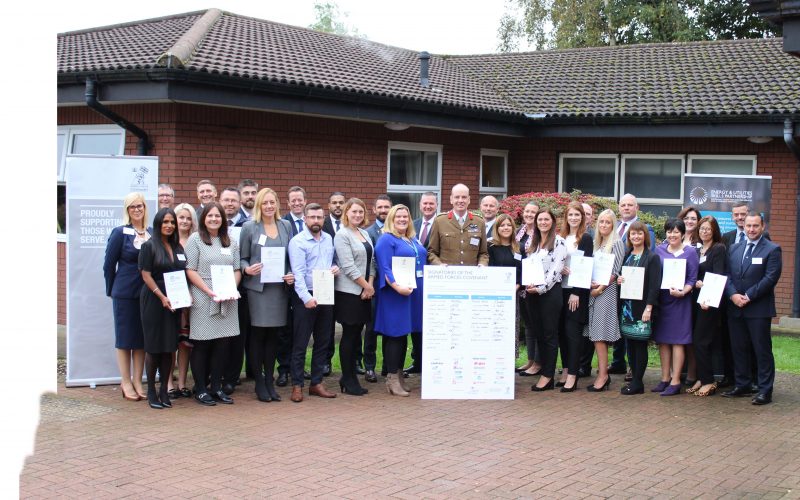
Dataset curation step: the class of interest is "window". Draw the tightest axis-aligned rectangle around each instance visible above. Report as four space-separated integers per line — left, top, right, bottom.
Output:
387 141 442 219
57 125 126 238
559 154 618 198
621 155 684 215
480 149 508 197
688 155 756 176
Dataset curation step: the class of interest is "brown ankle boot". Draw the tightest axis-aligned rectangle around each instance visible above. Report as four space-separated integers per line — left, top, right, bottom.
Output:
386 373 409 397
397 370 410 392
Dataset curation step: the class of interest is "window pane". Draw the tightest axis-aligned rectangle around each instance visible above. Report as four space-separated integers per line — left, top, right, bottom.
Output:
57 185 66 234
71 133 122 155
57 133 66 179
389 150 438 187
562 157 615 197
624 158 682 200
691 159 754 176
638 204 681 218
387 192 424 220
481 155 506 189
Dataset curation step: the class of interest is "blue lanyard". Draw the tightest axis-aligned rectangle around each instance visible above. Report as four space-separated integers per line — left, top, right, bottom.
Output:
402 237 420 266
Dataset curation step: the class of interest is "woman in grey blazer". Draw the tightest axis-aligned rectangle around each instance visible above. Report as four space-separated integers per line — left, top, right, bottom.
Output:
240 188 295 402
334 198 376 396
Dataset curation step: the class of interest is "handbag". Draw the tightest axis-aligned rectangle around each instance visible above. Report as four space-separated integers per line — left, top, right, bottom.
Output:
620 317 651 341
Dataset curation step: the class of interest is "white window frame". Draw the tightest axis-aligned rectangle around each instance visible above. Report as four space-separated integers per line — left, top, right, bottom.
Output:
687 155 757 175
620 154 685 205
57 124 126 241
479 148 508 197
558 153 619 199
386 141 443 210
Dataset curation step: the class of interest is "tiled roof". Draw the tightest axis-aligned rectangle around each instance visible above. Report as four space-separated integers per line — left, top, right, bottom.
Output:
58 10 800 120
449 38 800 118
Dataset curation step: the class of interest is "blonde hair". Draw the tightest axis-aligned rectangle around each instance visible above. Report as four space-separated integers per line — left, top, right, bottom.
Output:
341 197 368 228
252 188 281 223
594 209 620 253
122 192 148 226
384 204 416 239
174 202 197 235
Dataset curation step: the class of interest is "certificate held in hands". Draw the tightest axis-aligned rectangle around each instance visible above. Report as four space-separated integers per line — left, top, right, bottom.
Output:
392 257 417 289
565 255 593 289
260 246 285 283
660 258 687 290
164 270 192 309
697 272 728 308
591 252 615 285
619 266 645 301
211 265 239 300
522 256 545 286
312 269 335 305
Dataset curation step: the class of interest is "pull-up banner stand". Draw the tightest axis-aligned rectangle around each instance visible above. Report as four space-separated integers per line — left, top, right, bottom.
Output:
65 155 158 387
683 174 772 234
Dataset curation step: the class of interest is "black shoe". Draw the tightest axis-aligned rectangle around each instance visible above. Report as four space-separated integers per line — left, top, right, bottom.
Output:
531 379 554 392
716 376 734 388
722 386 755 398
265 380 281 402
147 393 163 409
518 370 541 377
380 367 388 377
560 381 578 393
403 364 421 375
276 372 289 387
607 365 627 375
213 390 234 404
555 381 566 387
587 377 611 392
620 385 644 395
159 392 172 408
339 379 368 396
750 383 759 393
355 363 366 375
255 383 272 403
303 370 312 380
323 364 332 377
222 383 235 395
751 393 772 405
365 370 378 383
194 392 216 406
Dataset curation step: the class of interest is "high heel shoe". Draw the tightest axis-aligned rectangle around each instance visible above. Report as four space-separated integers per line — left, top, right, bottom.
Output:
587 377 610 392
560 381 578 393
159 391 172 408
255 384 272 403
555 381 567 387
121 385 141 401
519 369 541 377
339 381 368 396
531 378 554 392
147 393 163 409
620 385 644 395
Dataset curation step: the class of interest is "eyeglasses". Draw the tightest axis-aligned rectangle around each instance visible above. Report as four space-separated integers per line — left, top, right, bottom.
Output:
158 194 174 198
128 204 145 211
698 226 712 232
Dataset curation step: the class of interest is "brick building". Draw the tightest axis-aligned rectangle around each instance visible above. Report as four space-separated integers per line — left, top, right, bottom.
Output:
57 9 800 324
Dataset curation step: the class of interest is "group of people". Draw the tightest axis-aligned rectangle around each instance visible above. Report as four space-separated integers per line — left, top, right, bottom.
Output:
103 179 782 409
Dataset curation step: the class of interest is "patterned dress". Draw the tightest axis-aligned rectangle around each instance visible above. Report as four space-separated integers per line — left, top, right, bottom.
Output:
184 232 241 341
583 239 625 342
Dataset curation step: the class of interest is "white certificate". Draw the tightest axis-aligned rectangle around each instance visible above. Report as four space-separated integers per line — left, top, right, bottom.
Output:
661 258 687 290
565 255 593 289
260 246 285 283
592 252 615 285
522 256 545 286
163 271 192 309
697 272 728 308
211 265 239 300
228 226 242 245
619 266 645 301
392 256 417 289
312 269 335 305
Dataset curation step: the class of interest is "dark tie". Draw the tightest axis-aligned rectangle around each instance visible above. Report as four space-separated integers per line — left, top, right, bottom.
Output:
296 219 303 233
419 221 429 243
742 242 754 273
335 219 341 232
737 232 745 244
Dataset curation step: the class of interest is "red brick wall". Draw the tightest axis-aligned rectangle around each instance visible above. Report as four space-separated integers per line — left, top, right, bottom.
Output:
57 104 798 320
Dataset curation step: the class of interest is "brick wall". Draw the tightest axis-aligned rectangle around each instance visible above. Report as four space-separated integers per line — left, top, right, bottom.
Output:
57 104 798 320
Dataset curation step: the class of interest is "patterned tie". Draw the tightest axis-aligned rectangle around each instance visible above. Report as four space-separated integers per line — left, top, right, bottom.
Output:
742 242 754 272
737 232 745 244
618 222 626 238
419 221 429 243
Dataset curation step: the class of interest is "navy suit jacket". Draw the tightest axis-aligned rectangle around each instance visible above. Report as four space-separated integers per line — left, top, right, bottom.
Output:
725 238 781 318
283 213 304 236
103 225 151 298
723 229 770 249
365 222 383 246
322 216 341 239
413 217 434 248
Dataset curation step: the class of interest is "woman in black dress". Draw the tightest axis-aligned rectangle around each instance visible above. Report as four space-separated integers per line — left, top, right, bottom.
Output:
488 214 523 358
688 215 727 396
139 208 187 409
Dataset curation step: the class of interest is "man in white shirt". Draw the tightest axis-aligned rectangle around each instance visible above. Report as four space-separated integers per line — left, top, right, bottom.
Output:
157 183 175 209
322 192 346 238
237 179 258 219
413 191 438 248
283 186 307 237
480 195 500 239
195 179 217 217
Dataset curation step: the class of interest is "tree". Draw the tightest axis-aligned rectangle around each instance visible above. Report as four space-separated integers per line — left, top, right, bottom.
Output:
497 0 778 52
308 1 363 37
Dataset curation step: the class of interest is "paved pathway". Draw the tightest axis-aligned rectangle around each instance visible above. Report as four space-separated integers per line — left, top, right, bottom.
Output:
21 370 800 498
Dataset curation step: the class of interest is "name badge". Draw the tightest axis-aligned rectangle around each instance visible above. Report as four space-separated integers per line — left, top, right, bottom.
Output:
696 243 702 248
752 257 763 265
514 253 522 261
469 237 480 246
487 236 493 242
122 227 135 235
176 253 186 261
258 234 267 246
699 255 707 264
416 270 424 278
221 248 232 256
673 249 684 257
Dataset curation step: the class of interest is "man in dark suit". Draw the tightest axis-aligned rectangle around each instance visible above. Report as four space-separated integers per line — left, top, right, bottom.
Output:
722 212 781 405
277 185 307 386
195 179 217 218
237 179 258 220
722 201 770 248
321 192 346 375
480 195 500 239
405 191 438 375
362 194 392 382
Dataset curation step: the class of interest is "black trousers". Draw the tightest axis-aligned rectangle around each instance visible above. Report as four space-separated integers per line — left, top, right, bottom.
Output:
409 332 422 368
728 315 775 394
224 293 250 384
693 309 719 385
525 283 562 378
579 336 595 374
558 288 585 375
519 295 540 363
383 335 408 373
339 322 364 384
276 301 294 376
291 291 332 387
190 337 230 395
363 298 379 371
248 326 279 393
626 338 648 391
610 337 628 370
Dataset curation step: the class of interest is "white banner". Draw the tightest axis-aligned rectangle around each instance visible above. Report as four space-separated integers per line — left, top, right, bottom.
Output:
421 266 516 399
66 155 158 387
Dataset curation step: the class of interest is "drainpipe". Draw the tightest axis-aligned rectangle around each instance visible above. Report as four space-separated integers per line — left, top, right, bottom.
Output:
84 79 151 155
785 119 800 317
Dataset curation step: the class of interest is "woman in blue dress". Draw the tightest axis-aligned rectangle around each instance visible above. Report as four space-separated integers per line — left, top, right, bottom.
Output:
374 204 425 397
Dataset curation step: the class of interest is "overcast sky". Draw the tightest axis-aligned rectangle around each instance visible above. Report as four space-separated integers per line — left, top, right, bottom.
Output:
52 0 519 55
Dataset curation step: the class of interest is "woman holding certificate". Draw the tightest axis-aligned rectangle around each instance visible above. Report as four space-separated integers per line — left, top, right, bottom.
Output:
240 188 294 403
374 204 425 397
651 218 699 396
138 208 186 409
688 215 727 396
583 209 625 392
333 198 376 396
185 202 241 406
557 202 593 392
489 214 523 358
523 208 567 392
103 192 151 402
515 201 542 377
172 203 197 398
616 221 662 395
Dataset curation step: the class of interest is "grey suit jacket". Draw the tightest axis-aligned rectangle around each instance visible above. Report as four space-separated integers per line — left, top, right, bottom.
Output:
334 226 376 295
239 218 293 292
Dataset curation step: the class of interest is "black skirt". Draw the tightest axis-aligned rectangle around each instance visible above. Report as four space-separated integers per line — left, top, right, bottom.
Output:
334 290 371 326
140 281 180 353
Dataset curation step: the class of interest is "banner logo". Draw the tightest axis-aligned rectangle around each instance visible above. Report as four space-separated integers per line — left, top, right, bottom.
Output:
130 165 150 191
689 186 708 205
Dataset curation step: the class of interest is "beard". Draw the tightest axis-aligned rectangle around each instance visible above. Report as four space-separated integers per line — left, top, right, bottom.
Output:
308 223 322 234
243 200 255 209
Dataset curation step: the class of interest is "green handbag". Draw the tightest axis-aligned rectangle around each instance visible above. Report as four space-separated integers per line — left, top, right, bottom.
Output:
620 317 652 341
